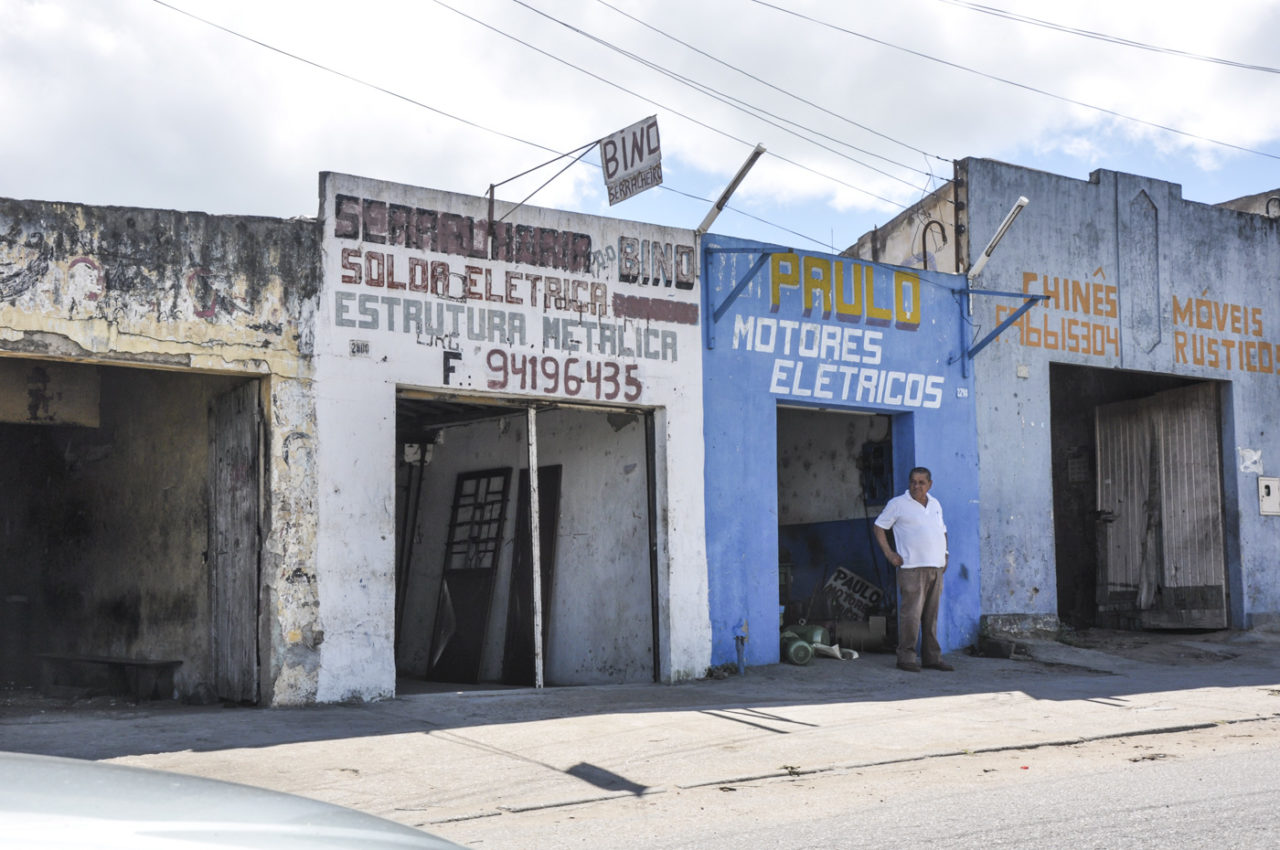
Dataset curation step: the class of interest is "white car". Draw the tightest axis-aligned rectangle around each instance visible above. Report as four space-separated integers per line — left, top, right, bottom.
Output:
1 752 468 849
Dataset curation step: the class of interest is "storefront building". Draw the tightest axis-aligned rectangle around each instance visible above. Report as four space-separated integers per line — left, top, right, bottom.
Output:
0 195 320 705
854 158 1280 637
312 173 710 699
700 234 981 667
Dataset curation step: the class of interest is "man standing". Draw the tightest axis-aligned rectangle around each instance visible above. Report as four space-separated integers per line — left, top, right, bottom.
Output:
873 467 952 673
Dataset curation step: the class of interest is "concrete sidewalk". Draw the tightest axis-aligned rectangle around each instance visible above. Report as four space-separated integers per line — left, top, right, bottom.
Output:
3 630 1280 831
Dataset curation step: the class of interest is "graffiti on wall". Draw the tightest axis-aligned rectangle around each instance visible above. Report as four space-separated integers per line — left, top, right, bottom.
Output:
329 190 699 399
1172 295 1278 374
727 251 946 409
997 268 1120 357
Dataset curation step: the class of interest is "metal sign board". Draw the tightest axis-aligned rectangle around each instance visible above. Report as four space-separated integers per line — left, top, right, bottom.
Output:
600 116 662 205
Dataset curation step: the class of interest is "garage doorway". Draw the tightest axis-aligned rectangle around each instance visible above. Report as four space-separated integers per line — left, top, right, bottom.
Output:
393 395 659 689
775 406 895 649
0 359 261 702
1049 364 1228 630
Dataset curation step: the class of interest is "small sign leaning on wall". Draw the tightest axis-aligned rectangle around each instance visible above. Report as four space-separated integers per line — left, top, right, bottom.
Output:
600 116 662 206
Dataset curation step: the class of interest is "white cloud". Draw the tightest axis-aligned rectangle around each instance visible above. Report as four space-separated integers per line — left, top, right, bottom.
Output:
1 0 1276 245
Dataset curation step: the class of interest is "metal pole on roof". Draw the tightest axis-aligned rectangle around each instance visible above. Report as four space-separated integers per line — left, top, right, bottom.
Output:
696 144 767 236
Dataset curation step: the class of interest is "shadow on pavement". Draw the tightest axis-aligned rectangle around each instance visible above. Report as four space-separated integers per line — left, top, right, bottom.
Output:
3 628 1279 763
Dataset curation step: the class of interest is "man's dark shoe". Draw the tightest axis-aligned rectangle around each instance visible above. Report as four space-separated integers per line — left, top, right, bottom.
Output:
896 660 921 672
924 661 955 671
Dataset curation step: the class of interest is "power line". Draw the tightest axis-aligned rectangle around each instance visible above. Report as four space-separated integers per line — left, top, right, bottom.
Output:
430 0 915 208
747 0 1280 162
146 0 834 246
148 0 554 156
506 0 933 191
591 0 947 164
936 0 1280 75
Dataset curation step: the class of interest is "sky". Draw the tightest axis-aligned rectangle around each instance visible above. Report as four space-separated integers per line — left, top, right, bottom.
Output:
3 0 1279 254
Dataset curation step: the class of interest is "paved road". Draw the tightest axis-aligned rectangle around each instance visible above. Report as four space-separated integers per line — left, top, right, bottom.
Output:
3 629 1279 847
440 719 1280 849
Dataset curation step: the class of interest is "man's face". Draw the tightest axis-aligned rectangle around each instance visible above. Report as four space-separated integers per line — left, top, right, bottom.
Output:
909 472 932 502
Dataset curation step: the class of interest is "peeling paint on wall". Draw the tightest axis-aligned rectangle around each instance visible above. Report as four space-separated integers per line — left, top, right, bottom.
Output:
1238 447 1263 474
0 199 317 374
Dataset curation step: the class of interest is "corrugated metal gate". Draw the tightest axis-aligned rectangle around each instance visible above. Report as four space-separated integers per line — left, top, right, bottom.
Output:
1095 382 1227 629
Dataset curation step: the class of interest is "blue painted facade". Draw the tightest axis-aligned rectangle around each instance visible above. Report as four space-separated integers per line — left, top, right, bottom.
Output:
700 234 982 667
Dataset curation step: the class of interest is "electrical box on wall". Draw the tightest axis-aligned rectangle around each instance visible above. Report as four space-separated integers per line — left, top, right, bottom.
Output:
1260 477 1280 516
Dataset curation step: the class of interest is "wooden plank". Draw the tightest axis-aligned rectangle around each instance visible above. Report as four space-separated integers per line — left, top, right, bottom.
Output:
209 381 261 703
1155 383 1227 629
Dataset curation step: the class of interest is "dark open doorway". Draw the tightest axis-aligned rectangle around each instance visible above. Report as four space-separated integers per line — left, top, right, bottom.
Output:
775 406 895 651
1049 364 1228 630
0 359 260 702
393 395 659 690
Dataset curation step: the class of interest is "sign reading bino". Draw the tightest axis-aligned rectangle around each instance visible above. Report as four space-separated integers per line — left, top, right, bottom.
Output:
600 116 662 206
731 252 945 409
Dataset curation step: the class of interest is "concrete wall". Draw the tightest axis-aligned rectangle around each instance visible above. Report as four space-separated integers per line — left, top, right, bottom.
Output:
777 408 892 524
701 234 981 667
0 196 320 704
1217 187 1280 218
314 173 708 699
843 181 957 273
956 159 1280 632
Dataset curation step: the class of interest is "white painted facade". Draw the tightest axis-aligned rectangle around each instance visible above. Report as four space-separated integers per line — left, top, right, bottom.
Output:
312 173 709 699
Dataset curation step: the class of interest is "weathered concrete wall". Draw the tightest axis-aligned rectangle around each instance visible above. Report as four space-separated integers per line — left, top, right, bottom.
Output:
0 199 316 369
777 408 892 525
0 359 100 426
957 159 1280 631
843 182 957 273
0 196 321 705
701 235 981 666
314 173 708 700
1217 187 1280 218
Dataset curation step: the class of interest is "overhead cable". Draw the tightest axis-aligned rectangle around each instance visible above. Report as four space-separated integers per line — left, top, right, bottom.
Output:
431 0 914 207
507 0 933 190
748 0 1280 162
148 0 836 247
937 0 1280 75
591 0 948 164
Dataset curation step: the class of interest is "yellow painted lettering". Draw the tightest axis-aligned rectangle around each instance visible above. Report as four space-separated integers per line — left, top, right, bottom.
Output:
802 255 832 318
894 270 921 329
770 253 800 314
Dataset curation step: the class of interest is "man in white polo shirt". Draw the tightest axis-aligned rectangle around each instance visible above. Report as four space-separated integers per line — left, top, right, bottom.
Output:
873 466 952 673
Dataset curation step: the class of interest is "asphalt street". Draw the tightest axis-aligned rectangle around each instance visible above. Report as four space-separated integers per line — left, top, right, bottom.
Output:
3 629 1279 837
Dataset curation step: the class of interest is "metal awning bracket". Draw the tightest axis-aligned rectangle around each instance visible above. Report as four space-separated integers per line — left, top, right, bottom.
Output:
703 244 791 350
949 290 1048 364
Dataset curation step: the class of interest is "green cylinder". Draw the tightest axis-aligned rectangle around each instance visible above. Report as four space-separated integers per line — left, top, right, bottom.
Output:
786 623 829 646
781 634 814 666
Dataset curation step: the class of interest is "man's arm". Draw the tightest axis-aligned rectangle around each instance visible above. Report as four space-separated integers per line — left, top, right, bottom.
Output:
874 524 903 568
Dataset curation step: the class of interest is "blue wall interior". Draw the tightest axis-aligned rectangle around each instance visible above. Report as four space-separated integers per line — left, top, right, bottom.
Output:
701 235 982 667
778 519 896 620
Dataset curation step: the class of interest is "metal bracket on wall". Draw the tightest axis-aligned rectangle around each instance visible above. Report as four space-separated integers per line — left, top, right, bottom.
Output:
702 244 791 349
949 289 1049 365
